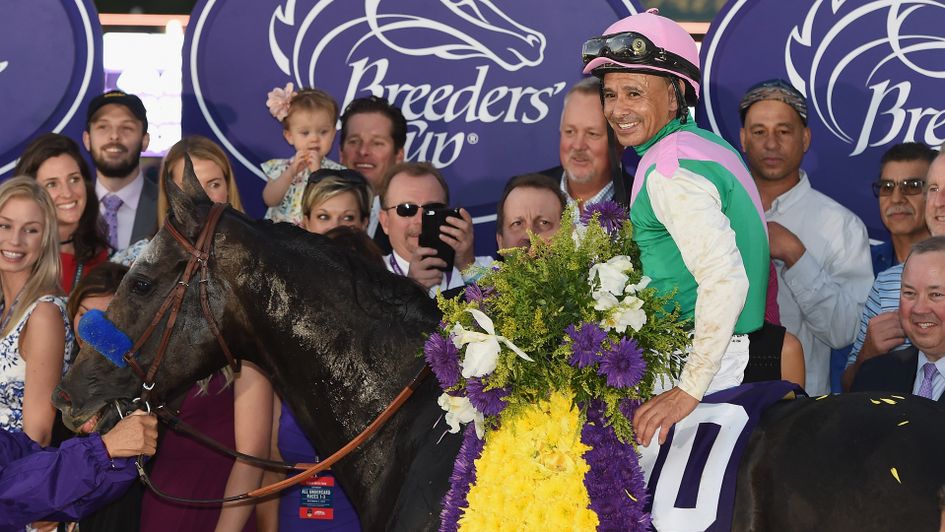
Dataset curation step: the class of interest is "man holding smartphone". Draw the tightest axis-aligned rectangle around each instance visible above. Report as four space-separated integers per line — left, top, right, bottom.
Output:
378 162 492 296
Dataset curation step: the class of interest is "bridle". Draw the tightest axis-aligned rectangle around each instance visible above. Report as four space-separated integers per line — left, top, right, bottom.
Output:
119 202 430 504
121 203 239 407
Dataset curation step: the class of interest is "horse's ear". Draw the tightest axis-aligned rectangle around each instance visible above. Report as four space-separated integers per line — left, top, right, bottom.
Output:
165 154 209 231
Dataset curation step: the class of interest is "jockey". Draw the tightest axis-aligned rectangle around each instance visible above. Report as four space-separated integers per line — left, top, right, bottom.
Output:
582 9 770 446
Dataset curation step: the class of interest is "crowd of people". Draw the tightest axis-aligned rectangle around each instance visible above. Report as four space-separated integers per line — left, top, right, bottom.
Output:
0 7 943 531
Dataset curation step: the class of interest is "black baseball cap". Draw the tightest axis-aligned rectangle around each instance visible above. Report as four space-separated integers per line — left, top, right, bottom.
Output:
86 90 148 132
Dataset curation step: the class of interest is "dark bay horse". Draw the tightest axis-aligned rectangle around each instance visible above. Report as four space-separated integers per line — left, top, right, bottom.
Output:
55 164 945 531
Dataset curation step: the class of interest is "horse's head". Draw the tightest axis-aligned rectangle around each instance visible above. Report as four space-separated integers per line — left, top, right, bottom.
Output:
55 157 246 434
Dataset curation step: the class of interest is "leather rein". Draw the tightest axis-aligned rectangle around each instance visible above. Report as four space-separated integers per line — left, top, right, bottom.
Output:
125 203 430 504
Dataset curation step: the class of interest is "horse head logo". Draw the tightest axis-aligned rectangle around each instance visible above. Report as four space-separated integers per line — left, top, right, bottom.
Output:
785 0 945 155
269 0 547 86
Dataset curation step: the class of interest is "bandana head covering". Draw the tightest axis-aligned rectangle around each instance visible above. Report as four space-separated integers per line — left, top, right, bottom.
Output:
739 79 808 126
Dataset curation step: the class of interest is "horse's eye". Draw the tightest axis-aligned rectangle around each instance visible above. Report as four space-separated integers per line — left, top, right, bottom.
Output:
130 277 152 295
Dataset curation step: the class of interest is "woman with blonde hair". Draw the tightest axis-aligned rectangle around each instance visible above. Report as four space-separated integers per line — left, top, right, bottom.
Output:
157 135 244 224
300 168 372 234
0 177 74 447
130 136 269 532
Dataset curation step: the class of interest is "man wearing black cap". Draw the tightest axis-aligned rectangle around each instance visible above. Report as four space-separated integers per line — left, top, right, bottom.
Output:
82 90 157 251
739 79 873 395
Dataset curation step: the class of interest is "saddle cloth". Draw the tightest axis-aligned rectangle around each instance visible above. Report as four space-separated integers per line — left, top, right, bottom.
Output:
639 381 805 532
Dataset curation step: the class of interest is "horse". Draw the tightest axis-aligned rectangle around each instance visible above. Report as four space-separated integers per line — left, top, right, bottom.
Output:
55 162 945 531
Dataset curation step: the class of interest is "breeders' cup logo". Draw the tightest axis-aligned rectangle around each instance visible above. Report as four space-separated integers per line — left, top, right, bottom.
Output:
699 0 944 238
185 0 640 214
0 0 102 176
785 0 945 156
267 0 555 169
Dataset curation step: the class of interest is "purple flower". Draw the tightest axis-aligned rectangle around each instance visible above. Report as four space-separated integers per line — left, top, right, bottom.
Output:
463 283 494 306
424 333 461 389
580 201 627 235
565 322 608 368
598 338 646 389
439 423 486 531
581 400 651 530
466 377 509 416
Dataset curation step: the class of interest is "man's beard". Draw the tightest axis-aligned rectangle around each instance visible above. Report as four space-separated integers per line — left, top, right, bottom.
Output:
93 141 144 179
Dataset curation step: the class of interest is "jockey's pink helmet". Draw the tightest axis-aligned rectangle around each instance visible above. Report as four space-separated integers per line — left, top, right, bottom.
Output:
582 9 701 105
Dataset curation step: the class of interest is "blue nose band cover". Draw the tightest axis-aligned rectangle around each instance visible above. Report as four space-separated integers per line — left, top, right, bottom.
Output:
78 309 133 368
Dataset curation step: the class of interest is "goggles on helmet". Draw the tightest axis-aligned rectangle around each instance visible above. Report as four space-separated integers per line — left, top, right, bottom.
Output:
581 31 700 83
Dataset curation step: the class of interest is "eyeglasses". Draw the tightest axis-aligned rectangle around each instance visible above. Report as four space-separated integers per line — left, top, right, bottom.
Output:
581 31 700 82
872 178 925 197
384 202 446 217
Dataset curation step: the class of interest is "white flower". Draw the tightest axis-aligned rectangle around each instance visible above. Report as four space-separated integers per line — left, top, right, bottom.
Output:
452 308 532 379
588 255 635 296
615 296 648 332
438 393 484 438
624 275 652 295
592 290 620 311
601 295 647 333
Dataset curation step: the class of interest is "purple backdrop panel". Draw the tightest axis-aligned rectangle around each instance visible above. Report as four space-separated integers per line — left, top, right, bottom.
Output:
697 0 945 240
0 0 103 177
183 0 644 253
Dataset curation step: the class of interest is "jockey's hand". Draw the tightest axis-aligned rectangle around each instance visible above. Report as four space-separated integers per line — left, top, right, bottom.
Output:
408 247 446 289
633 387 699 446
439 208 475 271
859 311 905 360
101 410 158 458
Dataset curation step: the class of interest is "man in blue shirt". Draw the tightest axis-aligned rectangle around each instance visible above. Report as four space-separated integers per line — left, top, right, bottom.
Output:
844 145 945 390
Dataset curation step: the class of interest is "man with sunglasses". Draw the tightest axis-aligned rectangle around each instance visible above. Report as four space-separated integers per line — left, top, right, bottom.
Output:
582 10 770 447
378 162 490 297
869 143 936 274
739 79 874 395
843 144 943 390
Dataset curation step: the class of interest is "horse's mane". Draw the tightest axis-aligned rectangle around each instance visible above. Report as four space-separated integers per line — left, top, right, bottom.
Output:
226 209 441 336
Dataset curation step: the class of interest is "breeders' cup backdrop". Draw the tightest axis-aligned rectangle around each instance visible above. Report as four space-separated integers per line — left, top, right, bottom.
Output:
183 0 642 248
698 0 945 239
0 0 103 176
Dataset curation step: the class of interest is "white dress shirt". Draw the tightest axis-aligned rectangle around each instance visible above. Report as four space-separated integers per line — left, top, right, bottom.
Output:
384 251 492 298
767 171 874 395
95 171 145 251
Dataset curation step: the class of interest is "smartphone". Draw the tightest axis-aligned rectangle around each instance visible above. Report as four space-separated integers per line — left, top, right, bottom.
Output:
419 206 462 272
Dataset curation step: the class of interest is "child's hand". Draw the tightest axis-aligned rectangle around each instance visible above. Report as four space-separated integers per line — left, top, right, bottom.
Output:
305 149 322 172
289 150 310 176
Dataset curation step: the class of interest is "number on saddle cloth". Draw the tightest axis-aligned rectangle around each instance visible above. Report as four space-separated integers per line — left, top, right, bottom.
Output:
77 309 134 368
639 381 804 532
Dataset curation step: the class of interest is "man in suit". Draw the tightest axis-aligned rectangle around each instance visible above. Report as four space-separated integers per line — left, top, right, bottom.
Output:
540 77 632 210
852 235 945 400
83 90 157 251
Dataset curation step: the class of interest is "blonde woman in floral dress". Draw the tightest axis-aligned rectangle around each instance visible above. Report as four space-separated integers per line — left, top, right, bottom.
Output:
0 177 75 446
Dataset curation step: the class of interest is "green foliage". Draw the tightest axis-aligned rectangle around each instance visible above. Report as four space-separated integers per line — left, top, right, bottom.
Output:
432 207 692 443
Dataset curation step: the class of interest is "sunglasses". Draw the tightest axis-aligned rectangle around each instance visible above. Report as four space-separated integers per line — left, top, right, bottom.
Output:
581 31 700 82
872 178 925 197
384 202 446 217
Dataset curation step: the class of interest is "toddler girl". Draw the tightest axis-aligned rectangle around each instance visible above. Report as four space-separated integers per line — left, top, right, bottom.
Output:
262 83 345 224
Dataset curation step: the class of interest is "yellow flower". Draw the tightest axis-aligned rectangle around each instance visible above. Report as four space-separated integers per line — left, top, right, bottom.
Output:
459 390 599 531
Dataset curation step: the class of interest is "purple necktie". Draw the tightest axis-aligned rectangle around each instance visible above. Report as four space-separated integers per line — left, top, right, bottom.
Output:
101 194 123 249
917 362 938 399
